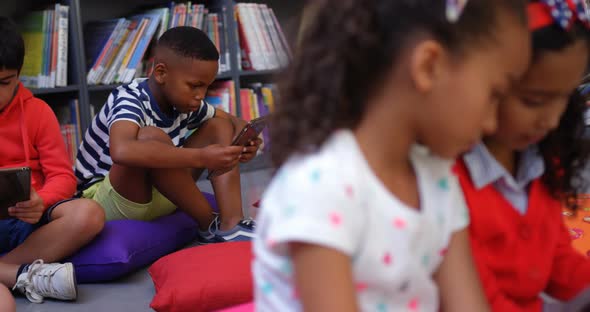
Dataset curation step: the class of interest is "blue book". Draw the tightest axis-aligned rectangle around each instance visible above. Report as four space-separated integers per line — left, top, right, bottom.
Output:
122 9 165 82
84 18 126 72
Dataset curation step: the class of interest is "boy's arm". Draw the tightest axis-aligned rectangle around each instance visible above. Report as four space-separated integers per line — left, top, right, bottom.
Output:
109 120 242 169
435 229 491 312
36 104 76 208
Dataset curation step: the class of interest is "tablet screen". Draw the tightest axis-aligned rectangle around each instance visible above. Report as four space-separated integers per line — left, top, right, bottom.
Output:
0 167 31 219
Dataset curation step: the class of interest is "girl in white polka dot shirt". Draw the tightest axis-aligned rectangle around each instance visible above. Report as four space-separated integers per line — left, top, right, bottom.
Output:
253 0 532 311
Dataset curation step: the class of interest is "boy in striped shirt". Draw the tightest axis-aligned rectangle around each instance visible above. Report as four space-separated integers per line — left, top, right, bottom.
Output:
76 27 260 242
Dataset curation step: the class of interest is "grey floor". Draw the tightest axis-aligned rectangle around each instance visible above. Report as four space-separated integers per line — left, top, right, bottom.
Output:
14 164 590 311
15 168 273 312
16 268 156 312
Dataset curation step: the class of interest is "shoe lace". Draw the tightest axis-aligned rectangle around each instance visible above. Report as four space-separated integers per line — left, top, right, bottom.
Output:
12 259 57 303
240 218 256 229
208 214 220 234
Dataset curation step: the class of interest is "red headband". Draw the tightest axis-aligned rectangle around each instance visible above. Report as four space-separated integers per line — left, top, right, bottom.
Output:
527 0 590 31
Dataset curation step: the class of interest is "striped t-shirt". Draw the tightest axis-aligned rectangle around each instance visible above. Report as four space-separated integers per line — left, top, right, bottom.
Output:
75 78 215 191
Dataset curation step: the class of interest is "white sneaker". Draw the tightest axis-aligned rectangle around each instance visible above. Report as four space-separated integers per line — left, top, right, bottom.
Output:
13 259 77 303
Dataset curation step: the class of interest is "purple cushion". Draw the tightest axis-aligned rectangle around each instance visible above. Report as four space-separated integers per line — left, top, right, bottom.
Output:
67 193 216 283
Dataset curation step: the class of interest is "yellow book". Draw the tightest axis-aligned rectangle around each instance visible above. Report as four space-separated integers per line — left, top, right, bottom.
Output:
249 89 259 119
261 87 274 113
20 11 46 88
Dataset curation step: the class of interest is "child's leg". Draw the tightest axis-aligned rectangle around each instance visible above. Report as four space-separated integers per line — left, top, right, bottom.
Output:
0 199 104 265
107 126 214 231
0 263 18 288
184 117 244 230
0 283 15 312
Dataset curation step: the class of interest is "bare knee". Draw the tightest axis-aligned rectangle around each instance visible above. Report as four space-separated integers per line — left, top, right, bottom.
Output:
0 284 15 312
137 126 173 145
193 118 235 146
61 199 105 236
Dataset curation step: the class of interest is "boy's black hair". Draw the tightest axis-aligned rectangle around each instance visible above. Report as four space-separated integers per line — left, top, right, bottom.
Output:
157 26 219 61
271 0 527 167
533 22 590 210
0 16 25 72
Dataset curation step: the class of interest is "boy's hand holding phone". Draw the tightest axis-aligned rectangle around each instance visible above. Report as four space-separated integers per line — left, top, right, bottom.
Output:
9 188 45 224
233 118 262 162
206 116 268 179
239 137 263 162
200 144 244 171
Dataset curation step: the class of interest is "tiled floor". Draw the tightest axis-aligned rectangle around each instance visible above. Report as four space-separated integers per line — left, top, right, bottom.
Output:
15 168 273 312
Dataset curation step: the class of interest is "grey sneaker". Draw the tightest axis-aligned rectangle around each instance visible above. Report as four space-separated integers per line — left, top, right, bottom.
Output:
13 259 77 303
196 214 226 244
215 218 256 242
197 229 227 244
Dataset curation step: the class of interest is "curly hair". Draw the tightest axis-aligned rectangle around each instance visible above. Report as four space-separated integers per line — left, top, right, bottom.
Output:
270 0 527 167
533 23 590 209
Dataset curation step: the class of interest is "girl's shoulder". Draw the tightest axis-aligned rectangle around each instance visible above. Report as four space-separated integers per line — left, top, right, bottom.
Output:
410 145 456 183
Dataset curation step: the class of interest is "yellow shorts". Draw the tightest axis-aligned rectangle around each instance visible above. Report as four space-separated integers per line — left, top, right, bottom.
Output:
82 175 176 221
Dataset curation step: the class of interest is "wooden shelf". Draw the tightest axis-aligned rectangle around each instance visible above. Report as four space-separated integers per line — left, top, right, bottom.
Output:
216 71 233 79
31 85 80 95
88 84 122 92
88 71 235 92
238 69 282 77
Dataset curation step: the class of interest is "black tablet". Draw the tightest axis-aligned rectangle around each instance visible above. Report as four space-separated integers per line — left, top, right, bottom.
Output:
0 167 31 219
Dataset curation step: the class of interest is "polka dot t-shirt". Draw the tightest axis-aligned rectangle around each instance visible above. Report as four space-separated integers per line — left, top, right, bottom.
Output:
253 130 470 312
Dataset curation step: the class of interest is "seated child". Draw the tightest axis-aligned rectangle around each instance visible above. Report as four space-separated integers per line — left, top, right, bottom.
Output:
0 16 104 303
253 0 532 310
456 0 590 310
75 26 261 242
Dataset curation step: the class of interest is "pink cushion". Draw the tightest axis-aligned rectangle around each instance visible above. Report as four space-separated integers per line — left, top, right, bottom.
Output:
149 241 253 312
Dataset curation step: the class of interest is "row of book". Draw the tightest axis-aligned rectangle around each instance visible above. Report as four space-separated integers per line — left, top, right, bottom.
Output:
235 3 291 71
206 81 276 152
205 81 276 121
20 4 69 89
85 8 168 86
51 80 276 164
164 2 230 74
53 100 82 165
85 2 230 86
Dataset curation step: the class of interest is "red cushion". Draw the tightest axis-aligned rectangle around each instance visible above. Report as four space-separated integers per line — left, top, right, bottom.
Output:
149 241 253 312
216 302 255 312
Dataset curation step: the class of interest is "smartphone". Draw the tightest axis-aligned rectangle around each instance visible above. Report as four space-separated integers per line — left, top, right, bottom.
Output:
207 116 269 179
231 115 269 147
0 167 31 219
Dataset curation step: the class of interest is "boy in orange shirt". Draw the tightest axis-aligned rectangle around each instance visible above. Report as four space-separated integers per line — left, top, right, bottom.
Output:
0 16 104 304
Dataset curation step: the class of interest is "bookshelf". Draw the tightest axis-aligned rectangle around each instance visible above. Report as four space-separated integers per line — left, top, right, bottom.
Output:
2 0 304 170
31 85 80 95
